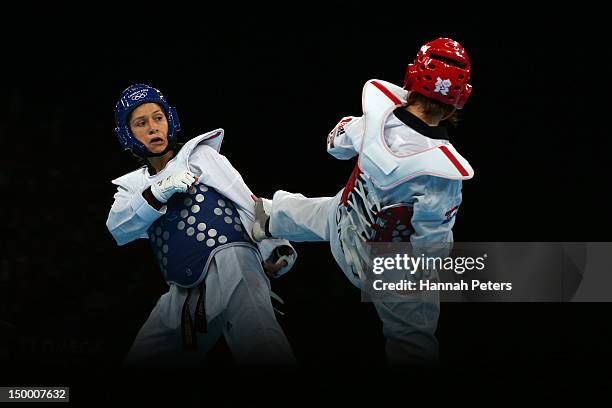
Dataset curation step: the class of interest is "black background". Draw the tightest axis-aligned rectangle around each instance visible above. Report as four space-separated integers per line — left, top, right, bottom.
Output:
1 16 610 403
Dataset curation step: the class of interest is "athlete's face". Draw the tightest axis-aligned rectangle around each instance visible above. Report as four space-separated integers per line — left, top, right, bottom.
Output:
129 103 169 154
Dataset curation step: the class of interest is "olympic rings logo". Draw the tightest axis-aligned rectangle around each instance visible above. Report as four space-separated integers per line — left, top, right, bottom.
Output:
128 90 149 101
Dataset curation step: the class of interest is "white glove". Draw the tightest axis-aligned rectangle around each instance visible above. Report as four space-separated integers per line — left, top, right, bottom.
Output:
150 170 197 203
263 244 297 279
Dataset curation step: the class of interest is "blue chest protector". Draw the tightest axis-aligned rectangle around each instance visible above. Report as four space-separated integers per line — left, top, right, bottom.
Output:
148 182 255 288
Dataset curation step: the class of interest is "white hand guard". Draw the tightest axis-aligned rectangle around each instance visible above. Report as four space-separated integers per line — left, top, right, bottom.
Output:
150 170 197 203
266 245 297 279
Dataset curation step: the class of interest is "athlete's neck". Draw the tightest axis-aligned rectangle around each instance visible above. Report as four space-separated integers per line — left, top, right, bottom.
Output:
148 150 175 174
405 105 442 127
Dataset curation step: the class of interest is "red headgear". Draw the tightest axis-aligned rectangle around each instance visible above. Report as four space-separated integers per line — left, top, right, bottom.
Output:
403 37 472 109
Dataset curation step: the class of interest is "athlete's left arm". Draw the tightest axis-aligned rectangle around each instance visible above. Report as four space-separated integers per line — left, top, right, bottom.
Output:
189 145 297 277
327 116 364 160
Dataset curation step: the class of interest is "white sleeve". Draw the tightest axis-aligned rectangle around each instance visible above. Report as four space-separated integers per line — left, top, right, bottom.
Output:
326 116 364 160
189 145 256 214
410 178 462 258
189 145 298 273
106 181 167 246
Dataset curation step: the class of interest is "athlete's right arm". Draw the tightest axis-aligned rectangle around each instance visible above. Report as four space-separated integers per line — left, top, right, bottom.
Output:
149 170 197 203
106 182 165 246
105 170 196 246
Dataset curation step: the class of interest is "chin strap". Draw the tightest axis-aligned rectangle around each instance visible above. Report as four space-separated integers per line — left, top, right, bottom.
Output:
131 139 178 159
144 142 175 158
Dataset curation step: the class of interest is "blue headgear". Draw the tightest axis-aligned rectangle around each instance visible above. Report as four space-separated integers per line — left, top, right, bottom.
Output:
114 84 181 157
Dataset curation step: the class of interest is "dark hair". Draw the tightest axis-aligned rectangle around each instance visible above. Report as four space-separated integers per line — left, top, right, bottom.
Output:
127 101 165 128
407 92 460 127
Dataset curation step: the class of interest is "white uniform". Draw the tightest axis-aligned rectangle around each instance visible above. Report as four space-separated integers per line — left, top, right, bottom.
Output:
107 129 295 366
268 80 473 364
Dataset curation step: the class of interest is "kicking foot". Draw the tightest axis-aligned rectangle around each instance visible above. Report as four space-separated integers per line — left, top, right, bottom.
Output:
252 198 272 242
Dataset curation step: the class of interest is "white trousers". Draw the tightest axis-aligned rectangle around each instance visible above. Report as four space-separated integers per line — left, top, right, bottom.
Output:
269 190 439 364
125 245 295 367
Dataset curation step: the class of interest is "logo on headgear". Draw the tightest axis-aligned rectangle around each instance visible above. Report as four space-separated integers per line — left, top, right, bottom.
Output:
128 90 149 101
434 77 452 96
